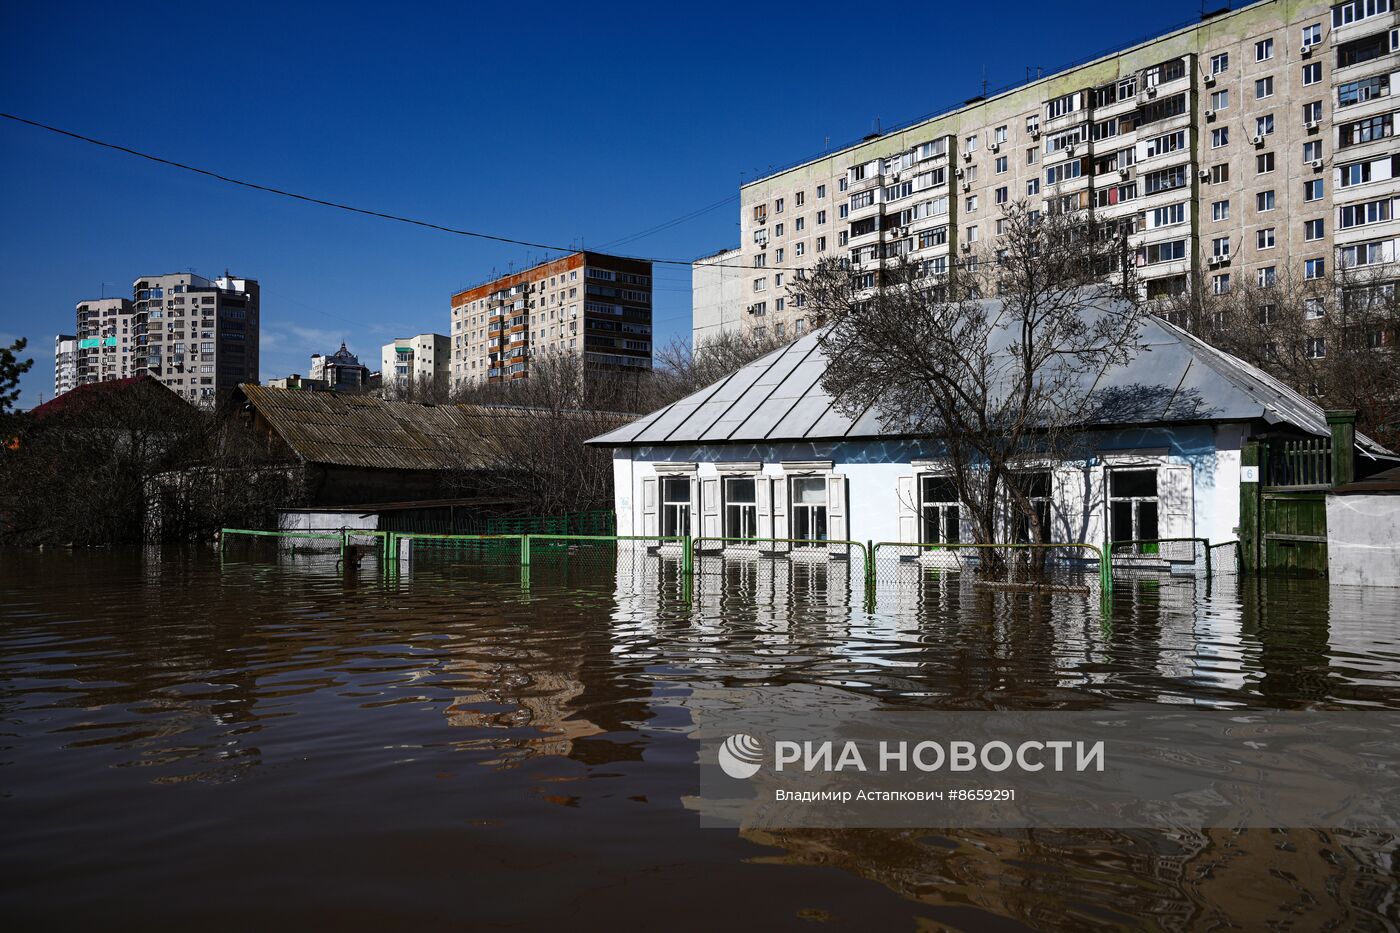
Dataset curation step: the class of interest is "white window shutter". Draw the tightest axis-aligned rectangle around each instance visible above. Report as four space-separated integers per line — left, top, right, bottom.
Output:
827 474 848 555
1158 462 1195 561
701 477 721 539
641 476 658 537
772 475 790 541
689 475 701 538
897 475 917 543
756 476 772 540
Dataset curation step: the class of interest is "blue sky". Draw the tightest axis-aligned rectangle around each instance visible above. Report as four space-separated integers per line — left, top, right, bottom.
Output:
1 0 1209 409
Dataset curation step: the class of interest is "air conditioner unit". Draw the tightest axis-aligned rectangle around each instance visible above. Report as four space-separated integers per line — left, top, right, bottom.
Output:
990 142 1000 153
1208 254 1222 266
954 167 965 178
963 151 973 162
1252 134 1265 146
1300 43 1313 57
1030 128 1041 138
1146 86 1158 98
900 226 910 236
1310 159 1323 170
1199 168 1211 179
1066 145 1076 156
1204 73 1216 86
1205 108 1215 120
960 243 973 252
1305 120 1319 131
962 182 972 192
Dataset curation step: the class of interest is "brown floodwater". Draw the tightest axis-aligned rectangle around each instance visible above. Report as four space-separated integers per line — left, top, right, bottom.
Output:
2 545 1399 931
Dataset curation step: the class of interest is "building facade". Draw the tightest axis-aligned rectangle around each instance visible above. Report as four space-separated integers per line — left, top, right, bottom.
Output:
450 251 653 385
129 272 259 405
691 248 746 347
74 297 135 387
53 334 78 398
733 0 1399 338
382 333 450 390
309 342 371 390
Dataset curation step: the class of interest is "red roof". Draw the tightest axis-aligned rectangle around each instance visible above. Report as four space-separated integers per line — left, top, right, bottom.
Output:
29 374 183 422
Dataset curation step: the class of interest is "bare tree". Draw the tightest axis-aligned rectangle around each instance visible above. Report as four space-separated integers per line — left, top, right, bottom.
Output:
1157 266 1400 450
652 329 791 401
797 200 1145 553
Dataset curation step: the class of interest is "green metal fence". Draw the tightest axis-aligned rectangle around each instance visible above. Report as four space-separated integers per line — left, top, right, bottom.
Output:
870 541 1110 599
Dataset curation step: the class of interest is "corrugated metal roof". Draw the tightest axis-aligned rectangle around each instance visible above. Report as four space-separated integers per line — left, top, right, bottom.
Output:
588 294 1392 458
235 384 575 471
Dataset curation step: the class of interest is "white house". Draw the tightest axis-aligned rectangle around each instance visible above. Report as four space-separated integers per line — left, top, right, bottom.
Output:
588 296 1390 558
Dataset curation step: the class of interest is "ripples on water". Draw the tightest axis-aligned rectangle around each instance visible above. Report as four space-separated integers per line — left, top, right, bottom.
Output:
2 546 1398 930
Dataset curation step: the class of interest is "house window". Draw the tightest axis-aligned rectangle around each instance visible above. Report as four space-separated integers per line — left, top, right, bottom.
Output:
661 477 691 537
1008 473 1051 543
723 477 757 538
919 475 960 544
1307 336 1326 358
1110 469 1159 553
790 477 828 541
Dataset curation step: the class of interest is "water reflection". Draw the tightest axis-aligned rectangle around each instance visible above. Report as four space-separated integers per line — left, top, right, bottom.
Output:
2 546 1399 928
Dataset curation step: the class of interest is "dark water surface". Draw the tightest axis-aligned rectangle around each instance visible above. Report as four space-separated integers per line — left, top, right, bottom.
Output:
3 548 1399 931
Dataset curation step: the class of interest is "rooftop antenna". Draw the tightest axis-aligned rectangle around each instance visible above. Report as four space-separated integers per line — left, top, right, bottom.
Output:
823 135 830 153
100 281 105 299
981 64 989 99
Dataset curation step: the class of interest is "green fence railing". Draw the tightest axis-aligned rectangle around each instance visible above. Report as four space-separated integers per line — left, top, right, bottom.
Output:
870 540 1110 597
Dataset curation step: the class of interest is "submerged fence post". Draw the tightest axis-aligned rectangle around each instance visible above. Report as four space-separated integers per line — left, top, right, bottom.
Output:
682 535 693 577
521 534 531 569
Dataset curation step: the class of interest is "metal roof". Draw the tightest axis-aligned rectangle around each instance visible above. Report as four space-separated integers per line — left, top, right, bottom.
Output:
234 384 570 471
588 294 1392 458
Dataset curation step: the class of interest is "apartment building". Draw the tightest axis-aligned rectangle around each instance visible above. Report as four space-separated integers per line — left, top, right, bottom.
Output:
74 297 135 386
381 333 450 389
53 334 78 398
310 342 372 390
450 251 653 384
730 0 1399 338
691 247 746 346
129 272 260 404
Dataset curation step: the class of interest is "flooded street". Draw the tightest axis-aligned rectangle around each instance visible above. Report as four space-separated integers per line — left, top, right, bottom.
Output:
3 548 1399 930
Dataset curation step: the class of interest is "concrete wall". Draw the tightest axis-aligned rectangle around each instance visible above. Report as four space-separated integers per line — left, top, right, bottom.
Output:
691 248 745 345
1326 493 1400 586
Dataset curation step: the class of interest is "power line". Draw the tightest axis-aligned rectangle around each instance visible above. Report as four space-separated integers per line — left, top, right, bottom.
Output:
0 112 785 273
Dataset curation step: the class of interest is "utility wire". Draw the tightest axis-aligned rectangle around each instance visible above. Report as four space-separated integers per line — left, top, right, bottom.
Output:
0 112 783 273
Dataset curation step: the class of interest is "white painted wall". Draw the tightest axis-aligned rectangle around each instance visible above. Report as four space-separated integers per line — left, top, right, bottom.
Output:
1326 494 1400 587
279 510 380 532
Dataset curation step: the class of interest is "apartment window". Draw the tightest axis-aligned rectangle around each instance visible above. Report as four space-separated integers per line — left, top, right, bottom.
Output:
1150 203 1185 227
1257 228 1277 249
1305 178 1324 200
1305 218 1325 240
1026 114 1041 134
1143 239 1186 264
795 191 805 207
1302 22 1322 46
817 209 826 224
1340 197 1393 227
995 186 1008 205
1333 0 1394 27
1305 257 1327 279
994 125 1008 144
1255 38 1273 61
1255 76 1274 99
794 216 805 232
1337 31 1391 67
753 253 767 267
1307 337 1326 359
1258 266 1278 287
774 222 784 237
838 231 849 246
661 477 691 537
966 225 979 243
816 236 826 252
1257 152 1275 174
1303 140 1324 161
753 277 767 291
1212 200 1231 222
790 477 828 541
1303 101 1323 124
1211 234 1230 257
1109 470 1158 551
1210 52 1229 74
1305 298 1325 319
965 133 979 152
1339 74 1391 107
1213 273 1232 294
1256 115 1276 138
995 155 1008 174
775 197 785 213
1210 89 1229 110
1027 147 1038 165
918 227 947 249
1027 178 1040 196
1210 163 1230 184
1257 190 1277 211
1303 62 1323 86
966 195 979 212
775 247 785 263
723 477 757 538
839 204 849 219
1338 114 1393 148
919 476 960 544
817 184 826 198
1211 127 1230 148
794 242 805 257
839 178 848 192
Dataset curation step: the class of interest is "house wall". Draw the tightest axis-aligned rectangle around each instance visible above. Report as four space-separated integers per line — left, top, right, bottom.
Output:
611 422 1250 549
1325 493 1400 585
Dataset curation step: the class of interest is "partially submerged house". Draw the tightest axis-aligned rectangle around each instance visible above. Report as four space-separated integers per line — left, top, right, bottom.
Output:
588 296 1392 563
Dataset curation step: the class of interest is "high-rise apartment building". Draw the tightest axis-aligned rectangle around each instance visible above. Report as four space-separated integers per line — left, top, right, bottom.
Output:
310 342 371 390
730 0 1399 338
129 272 259 404
53 334 78 398
382 334 450 389
74 297 135 386
691 248 746 347
450 251 653 384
